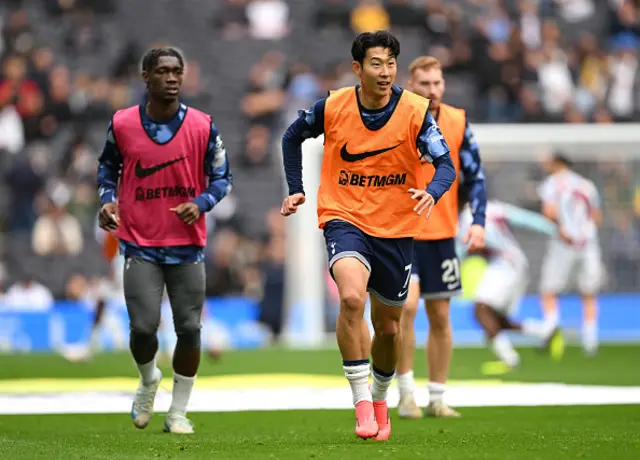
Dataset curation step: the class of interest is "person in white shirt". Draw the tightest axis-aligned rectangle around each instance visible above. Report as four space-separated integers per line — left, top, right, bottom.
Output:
458 199 563 373
537 152 603 356
2 277 53 311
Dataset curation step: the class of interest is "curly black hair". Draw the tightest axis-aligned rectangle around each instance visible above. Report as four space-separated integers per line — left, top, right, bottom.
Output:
141 47 184 73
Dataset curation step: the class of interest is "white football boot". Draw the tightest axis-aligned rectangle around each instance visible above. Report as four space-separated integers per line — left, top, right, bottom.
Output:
131 370 163 429
164 413 195 434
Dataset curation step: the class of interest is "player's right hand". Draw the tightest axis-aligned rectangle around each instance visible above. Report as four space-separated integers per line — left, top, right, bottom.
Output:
99 202 120 231
408 188 435 219
281 193 306 217
559 229 573 245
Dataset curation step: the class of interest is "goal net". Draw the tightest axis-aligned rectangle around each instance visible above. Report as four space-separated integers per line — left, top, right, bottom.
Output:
282 124 640 346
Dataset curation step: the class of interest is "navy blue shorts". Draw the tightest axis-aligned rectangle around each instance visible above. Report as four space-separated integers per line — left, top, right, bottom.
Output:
323 219 413 307
411 238 463 299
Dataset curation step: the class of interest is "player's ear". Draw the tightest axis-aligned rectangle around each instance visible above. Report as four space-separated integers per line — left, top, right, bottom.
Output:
142 71 149 85
351 60 362 78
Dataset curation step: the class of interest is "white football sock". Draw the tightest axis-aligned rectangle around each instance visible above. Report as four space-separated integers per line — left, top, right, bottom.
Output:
169 373 196 416
522 318 553 340
582 321 598 355
136 356 161 385
428 381 446 404
397 370 415 398
545 310 559 329
371 366 395 402
492 332 520 368
343 361 372 406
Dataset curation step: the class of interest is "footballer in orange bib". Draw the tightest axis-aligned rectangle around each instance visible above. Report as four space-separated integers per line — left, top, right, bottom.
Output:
395 56 487 420
280 32 456 441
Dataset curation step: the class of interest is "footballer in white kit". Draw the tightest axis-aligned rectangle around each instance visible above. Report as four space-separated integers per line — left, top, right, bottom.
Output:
537 153 603 355
458 200 562 372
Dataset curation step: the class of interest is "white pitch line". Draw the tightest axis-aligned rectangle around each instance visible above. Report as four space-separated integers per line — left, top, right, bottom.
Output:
1 384 639 415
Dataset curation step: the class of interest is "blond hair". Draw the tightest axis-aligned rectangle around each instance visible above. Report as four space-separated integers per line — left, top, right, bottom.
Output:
408 56 442 76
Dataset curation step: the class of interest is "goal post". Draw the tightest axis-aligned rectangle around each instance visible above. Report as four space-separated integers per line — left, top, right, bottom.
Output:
282 124 640 347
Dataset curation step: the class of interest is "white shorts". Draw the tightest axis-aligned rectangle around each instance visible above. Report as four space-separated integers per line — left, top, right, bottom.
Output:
539 239 604 295
474 260 527 316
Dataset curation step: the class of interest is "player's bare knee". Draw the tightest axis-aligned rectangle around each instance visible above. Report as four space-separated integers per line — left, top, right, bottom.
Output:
426 299 451 333
372 315 400 338
403 283 420 318
339 289 366 320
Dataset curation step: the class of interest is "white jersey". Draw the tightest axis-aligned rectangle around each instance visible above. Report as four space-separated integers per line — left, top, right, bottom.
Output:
458 200 556 269
537 169 600 246
459 200 555 313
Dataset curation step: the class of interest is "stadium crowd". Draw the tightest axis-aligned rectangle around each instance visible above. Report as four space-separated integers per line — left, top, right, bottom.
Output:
0 0 639 318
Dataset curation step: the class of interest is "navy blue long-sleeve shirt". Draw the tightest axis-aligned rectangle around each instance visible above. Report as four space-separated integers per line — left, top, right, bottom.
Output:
282 85 456 204
97 103 232 264
458 120 487 227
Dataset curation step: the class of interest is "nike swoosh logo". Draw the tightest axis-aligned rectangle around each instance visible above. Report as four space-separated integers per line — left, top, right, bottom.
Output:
135 157 186 178
398 290 408 297
340 142 402 162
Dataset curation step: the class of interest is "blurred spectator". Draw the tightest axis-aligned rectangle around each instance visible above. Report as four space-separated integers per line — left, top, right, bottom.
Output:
213 0 250 41
1 9 36 55
180 61 211 111
206 228 246 297
350 0 390 34
0 95 24 156
257 209 285 341
4 144 47 230
606 45 638 121
537 27 575 117
314 0 350 33
519 0 543 51
59 131 97 184
30 45 55 91
574 33 608 115
284 60 322 122
387 0 420 30
245 0 290 40
2 275 53 311
64 6 102 54
0 54 43 120
31 184 83 257
609 211 640 289
240 50 287 128
243 123 272 167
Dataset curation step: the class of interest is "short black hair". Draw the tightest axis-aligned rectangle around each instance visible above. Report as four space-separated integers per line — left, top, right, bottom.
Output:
552 151 573 168
141 47 185 73
351 30 400 64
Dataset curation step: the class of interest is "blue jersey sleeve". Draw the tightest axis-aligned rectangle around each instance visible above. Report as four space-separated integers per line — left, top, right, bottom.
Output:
97 121 122 207
191 121 233 213
459 121 487 227
282 98 326 196
417 109 456 203
503 204 556 235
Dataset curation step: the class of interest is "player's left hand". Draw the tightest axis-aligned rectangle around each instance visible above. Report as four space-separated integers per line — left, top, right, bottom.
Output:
170 202 201 225
464 224 485 252
408 188 435 219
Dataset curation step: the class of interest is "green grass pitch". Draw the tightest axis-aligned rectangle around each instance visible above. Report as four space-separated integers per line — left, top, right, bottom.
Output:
0 345 639 459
